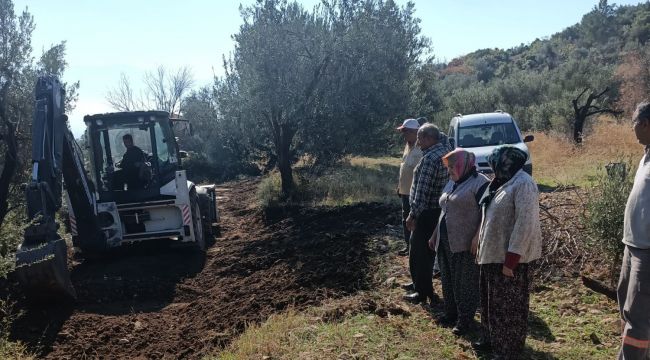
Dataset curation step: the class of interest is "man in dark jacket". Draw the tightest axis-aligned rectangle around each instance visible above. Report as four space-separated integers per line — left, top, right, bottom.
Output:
113 133 147 190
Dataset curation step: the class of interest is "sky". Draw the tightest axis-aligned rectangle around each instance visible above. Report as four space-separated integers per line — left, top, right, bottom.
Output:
13 0 649 136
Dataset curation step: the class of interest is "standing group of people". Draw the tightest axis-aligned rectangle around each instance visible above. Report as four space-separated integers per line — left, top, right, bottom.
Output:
396 101 650 360
396 118 542 359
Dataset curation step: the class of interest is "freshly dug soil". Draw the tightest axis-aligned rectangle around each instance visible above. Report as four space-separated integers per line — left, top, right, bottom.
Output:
11 178 400 359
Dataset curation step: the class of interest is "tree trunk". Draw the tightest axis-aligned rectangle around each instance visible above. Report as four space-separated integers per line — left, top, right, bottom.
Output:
277 124 295 199
0 121 18 229
573 116 585 144
571 87 621 144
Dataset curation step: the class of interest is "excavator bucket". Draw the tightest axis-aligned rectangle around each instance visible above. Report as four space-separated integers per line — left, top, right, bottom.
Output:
14 238 76 301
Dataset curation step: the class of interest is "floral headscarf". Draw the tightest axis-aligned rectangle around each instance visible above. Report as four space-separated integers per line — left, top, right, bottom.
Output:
443 149 476 182
479 146 528 209
487 145 528 183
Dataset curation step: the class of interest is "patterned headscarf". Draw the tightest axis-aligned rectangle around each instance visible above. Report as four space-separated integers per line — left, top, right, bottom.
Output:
443 149 476 181
487 145 528 183
478 146 528 209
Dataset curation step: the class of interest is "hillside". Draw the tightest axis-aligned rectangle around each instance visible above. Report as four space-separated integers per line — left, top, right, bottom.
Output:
428 1 650 134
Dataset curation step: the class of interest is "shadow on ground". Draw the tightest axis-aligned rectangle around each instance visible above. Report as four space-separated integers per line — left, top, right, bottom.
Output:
529 311 556 343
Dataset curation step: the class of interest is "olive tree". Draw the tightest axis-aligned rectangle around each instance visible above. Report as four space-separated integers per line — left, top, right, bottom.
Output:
218 0 428 197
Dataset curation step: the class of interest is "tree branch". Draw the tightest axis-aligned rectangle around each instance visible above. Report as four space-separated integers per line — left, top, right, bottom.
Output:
593 87 610 99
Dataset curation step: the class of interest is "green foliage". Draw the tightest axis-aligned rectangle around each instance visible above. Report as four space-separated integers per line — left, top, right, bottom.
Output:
0 298 31 359
429 2 650 134
180 87 261 182
584 162 634 275
0 0 77 230
217 0 429 194
0 210 24 279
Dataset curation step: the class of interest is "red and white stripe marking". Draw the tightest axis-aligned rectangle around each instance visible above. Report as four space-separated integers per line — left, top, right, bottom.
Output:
70 214 78 236
181 205 191 226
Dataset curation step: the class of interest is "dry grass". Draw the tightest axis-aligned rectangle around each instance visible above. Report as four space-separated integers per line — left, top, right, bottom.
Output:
0 341 33 360
257 156 401 208
529 117 640 187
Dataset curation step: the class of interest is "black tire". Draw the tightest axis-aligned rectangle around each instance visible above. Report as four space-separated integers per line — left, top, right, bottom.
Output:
190 192 206 251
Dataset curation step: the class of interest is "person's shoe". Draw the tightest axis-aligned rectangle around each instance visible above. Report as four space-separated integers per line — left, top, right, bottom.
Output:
402 292 424 304
398 247 409 256
472 339 492 352
452 321 471 335
428 293 441 305
400 282 415 291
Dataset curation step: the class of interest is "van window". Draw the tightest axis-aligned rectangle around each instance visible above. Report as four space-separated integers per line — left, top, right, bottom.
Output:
457 123 520 148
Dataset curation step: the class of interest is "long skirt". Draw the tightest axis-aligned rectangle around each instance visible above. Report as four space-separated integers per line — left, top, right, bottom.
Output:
437 220 479 324
480 263 530 359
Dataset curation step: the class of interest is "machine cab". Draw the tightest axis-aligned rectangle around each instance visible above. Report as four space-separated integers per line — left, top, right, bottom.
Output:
84 111 181 203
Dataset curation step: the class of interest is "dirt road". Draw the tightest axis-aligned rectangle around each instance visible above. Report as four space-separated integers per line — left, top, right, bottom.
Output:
11 179 398 359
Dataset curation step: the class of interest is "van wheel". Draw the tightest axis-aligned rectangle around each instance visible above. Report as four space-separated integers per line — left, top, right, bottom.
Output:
190 192 205 251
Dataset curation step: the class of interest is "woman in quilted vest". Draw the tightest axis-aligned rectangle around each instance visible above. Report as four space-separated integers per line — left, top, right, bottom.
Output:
428 149 489 335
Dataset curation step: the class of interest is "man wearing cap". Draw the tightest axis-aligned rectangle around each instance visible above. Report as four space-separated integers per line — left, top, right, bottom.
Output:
403 123 452 305
396 118 423 256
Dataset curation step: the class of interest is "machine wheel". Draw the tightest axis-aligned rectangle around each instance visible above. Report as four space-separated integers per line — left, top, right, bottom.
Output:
190 192 206 251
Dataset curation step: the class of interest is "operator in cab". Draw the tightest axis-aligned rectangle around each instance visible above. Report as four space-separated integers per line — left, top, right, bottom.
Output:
113 133 147 190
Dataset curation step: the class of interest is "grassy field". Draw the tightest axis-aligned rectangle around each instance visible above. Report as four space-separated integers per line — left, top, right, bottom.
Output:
528 118 640 187
257 156 401 208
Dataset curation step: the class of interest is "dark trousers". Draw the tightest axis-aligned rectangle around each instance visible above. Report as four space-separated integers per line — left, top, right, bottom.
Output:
401 195 411 248
112 169 144 191
618 245 650 360
480 263 530 360
438 221 479 324
409 208 439 301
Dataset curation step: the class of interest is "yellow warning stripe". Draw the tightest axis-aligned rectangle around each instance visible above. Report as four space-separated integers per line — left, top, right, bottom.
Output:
623 335 650 349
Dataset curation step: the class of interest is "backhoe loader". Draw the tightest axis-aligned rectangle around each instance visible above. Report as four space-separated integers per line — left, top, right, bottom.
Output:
14 76 218 300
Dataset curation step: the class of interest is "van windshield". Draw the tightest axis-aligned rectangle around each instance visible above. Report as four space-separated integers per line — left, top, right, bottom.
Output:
457 122 520 148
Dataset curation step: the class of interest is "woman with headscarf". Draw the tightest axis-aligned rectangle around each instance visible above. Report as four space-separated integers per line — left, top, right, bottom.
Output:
472 145 542 360
428 149 489 335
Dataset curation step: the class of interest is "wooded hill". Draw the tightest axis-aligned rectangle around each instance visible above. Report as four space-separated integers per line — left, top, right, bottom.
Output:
430 0 650 137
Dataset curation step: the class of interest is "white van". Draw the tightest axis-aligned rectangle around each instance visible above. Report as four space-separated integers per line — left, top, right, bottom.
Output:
448 111 534 175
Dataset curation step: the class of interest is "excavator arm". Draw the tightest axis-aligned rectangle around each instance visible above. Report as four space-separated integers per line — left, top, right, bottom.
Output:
14 76 103 301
